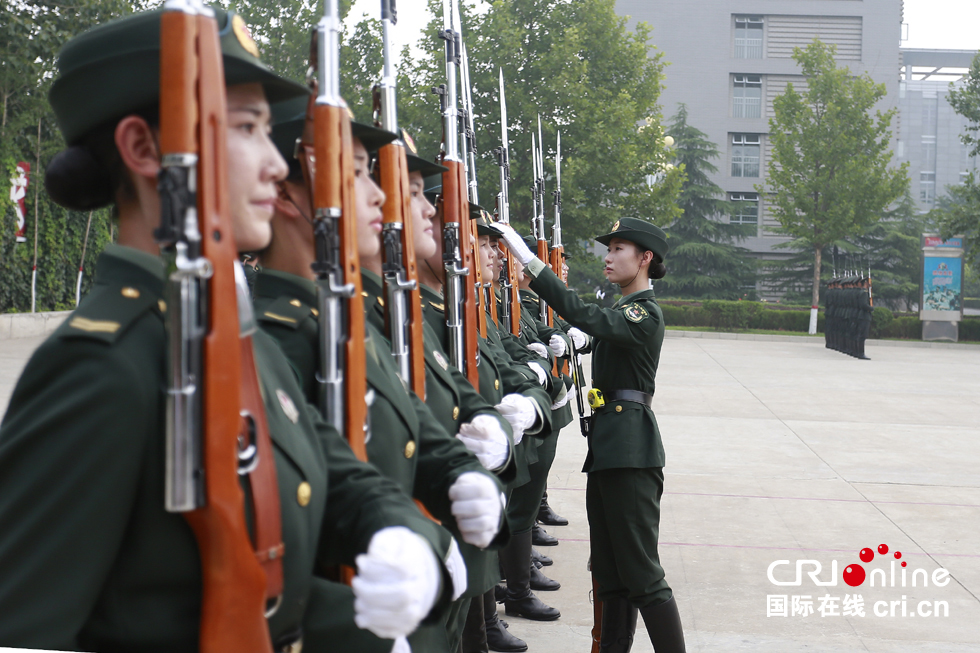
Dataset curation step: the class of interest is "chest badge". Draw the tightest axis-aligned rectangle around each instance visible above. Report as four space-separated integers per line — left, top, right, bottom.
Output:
624 303 649 323
433 350 449 370
276 389 300 424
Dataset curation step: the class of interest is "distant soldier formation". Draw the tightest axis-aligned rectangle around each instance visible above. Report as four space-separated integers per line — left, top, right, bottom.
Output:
0 1 686 653
824 274 874 360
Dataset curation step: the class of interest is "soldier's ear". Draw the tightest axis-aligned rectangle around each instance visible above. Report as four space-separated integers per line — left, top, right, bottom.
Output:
115 115 160 181
274 182 302 221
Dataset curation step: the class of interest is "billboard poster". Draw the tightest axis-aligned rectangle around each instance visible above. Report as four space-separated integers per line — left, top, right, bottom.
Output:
923 236 963 249
922 257 962 313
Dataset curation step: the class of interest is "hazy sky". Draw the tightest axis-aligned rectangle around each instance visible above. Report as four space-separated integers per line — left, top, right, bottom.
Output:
346 0 980 64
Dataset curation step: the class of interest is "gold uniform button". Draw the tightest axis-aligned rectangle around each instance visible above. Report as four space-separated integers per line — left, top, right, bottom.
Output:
311 308 319 317
494 379 500 390
452 406 460 420
121 287 140 299
289 299 302 307
297 482 312 507
615 405 623 413
158 300 167 313
404 440 416 459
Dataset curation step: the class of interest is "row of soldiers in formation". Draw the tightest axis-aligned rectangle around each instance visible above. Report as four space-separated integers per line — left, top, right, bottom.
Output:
0 6 633 653
823 277 874 360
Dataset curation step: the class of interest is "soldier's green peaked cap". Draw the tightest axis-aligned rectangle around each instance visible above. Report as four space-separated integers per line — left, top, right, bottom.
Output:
595 217 669 259
470 205 495 236
403 130 448 177
50 7 308 145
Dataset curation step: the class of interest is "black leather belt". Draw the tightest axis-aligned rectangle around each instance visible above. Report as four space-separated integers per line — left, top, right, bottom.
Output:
605 389 654 408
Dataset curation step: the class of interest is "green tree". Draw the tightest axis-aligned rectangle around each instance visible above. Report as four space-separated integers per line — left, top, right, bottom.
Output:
931 52 980 268
398 0 684 253
658 104 754 299
761 40 908 329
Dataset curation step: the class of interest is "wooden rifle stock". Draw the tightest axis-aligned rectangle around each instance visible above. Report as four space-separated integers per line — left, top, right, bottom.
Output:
472 218 488 338
443 160 479 387
549 244 568 375
160 9 274 652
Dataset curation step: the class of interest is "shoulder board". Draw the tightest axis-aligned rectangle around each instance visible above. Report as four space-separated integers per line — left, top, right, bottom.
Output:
56 283 159 345
623 302 650 323
428 300 445 313
257 296 314 330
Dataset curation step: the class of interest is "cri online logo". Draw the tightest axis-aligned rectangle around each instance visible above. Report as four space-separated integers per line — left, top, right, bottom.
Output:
768 542 951 588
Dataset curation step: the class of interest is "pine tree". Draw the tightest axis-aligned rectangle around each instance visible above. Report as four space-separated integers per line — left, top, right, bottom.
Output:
658 104 754 299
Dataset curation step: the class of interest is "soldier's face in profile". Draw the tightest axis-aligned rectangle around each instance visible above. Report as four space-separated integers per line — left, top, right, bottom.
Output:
603 237 644 285
225 83 288 253
478 235 495 280
409 170 437 259
353 138 385 258
490 237 505 277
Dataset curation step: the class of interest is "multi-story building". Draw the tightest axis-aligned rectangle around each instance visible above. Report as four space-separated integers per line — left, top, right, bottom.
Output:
616 0 904 290
897 49 978 213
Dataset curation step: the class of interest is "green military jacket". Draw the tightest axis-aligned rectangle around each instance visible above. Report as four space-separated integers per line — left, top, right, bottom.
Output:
519 290 576 432
525 263 665 473
0 246 447 651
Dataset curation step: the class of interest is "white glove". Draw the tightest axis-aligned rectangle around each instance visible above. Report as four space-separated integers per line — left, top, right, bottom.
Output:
551 386 571 410
548 334 567 357
444 537 468 601
527 342 549 359
496 223 536 266
568 327 588 351
495 393 537 444
526 361 548 387
457 414 510 471
353 527 441 640
449 472 505 549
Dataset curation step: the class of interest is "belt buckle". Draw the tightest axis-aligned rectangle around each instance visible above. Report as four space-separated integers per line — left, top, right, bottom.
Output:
587 388 604 410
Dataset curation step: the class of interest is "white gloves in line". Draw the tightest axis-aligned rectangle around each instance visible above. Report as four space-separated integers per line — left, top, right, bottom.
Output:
496 223 537 266
353 526 441 640
444 538 468 601
495 393 537 444
548 334 567 358
567 327 588 351
526 361 549 388
449 472 505 549
457 414 510 471
527 342 549 359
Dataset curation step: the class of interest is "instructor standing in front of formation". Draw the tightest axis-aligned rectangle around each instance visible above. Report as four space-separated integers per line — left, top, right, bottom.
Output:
497 217 686 653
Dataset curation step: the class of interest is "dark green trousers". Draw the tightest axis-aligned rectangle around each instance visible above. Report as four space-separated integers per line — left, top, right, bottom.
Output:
506 430 559 534
586 467 672 608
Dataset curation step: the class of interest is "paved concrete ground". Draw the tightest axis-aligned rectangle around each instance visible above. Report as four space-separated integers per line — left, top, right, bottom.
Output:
1 334 979 651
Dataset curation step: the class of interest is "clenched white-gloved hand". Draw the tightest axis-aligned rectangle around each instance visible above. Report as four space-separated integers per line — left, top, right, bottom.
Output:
548 334 567 357
444 537 468 600
526 361 548 387
567 327 588 351
457 414 510 471
495 393 537 444
449 472 505 549
495 223 537 266
527 342 549 359
353 526 441 640
551 386 572 410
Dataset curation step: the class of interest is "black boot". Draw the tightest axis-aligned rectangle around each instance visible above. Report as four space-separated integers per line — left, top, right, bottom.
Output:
537 492 569 526
531 547 553 567
531 523 558 547
461 594 488 653
529 562 560 591
484 589 527 652
599 596 637 653
502 531 561 621
638 597 686 653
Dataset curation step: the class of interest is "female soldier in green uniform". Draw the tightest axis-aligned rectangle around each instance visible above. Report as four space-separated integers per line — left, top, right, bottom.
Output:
0 8 452 650
497 218 686 653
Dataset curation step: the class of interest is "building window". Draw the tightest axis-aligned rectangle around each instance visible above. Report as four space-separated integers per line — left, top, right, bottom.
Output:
730 192 759 224
920 172 935 203
731 134 761 177
733 75 762 118
734 17 763 59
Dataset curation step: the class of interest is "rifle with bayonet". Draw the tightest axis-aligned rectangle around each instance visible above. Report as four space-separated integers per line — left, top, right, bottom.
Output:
435 0 479 388
375 0 426 397
532 117 551 326
495 69 521 337
157 1 281 649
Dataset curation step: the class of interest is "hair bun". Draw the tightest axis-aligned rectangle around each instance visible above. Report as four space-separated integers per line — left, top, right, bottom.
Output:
45 146 114 211
650 262 667 280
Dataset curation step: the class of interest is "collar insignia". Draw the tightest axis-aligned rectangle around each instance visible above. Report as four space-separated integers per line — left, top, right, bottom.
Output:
276 388 300 424
433 350 449 370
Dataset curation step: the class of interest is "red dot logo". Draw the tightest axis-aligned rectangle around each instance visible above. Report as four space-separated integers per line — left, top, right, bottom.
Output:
901 561 907 567
894 551 902 559
878 543 889 555
859 547 875 563
843 564 866 587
